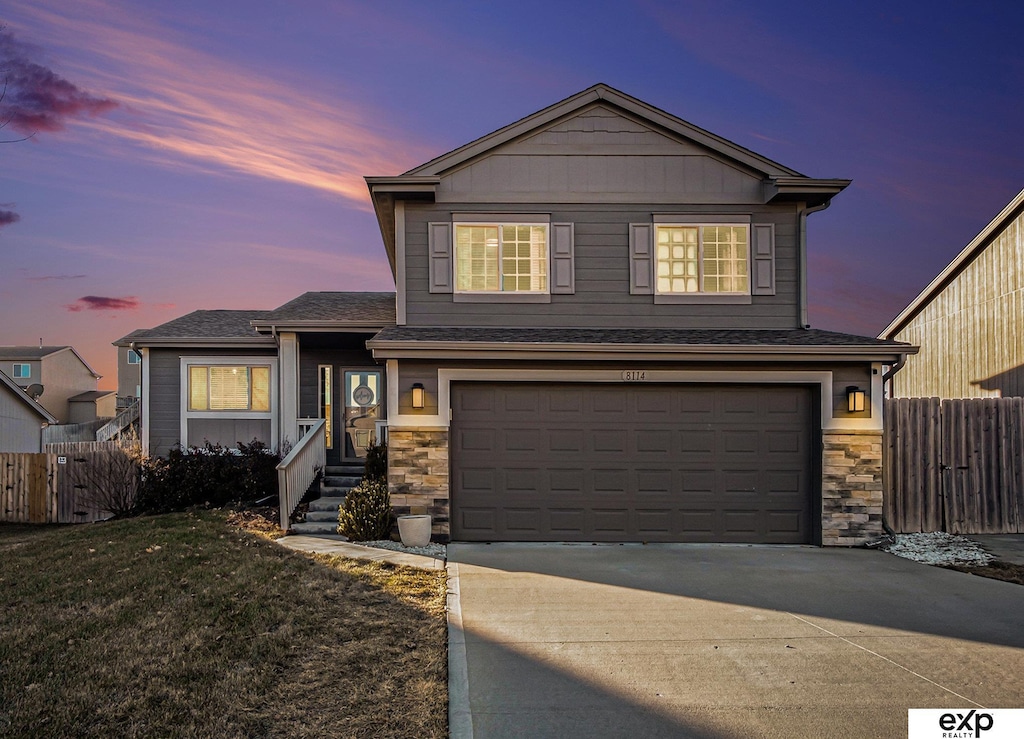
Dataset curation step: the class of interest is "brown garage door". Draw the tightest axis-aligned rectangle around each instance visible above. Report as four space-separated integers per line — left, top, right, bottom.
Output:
450 383 817 543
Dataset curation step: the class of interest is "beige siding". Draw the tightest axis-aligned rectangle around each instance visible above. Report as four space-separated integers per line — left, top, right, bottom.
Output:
894 207 1024 398
117 346 142 400
37 350 98 423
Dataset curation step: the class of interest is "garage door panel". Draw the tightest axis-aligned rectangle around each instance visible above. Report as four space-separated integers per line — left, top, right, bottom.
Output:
451 383 815 543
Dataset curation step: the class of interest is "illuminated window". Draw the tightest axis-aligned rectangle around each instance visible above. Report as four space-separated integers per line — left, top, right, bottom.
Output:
187 365 270 411
12 363 30 379
455 223 548 293
655 225 748 294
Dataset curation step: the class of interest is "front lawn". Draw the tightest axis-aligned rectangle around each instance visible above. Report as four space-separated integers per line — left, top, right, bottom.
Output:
0 511 447 738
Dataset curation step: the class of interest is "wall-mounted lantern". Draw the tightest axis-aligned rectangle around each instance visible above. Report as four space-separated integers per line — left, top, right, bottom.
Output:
411 383 425 410
846 386 866 413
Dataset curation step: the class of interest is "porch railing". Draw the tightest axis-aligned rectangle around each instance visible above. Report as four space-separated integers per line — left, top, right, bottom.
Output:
277 418 326 532
96 399 140 442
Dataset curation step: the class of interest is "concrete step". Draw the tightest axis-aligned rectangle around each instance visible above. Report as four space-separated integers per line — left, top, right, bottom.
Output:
306 508 341 523
326 464 365 476
323 475 362 488
308 497 346 512
290 521 340 535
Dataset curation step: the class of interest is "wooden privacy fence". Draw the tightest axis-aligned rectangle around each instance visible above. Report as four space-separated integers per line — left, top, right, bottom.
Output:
1 443 137 525
884 397 1024 534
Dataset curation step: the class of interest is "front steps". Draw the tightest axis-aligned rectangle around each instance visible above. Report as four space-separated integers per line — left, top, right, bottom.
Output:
289 463 364 535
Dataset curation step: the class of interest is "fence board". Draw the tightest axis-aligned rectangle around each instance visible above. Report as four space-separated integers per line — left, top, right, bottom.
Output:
884 397 1024 534
1 453 58 524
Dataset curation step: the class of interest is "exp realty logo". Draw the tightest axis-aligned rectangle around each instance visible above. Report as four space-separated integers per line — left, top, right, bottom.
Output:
909 709 1024 738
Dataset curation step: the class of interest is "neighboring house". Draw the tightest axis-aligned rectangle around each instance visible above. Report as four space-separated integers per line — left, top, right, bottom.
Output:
116 345 143 408
0 346 103 424
881 187 1024 398
122 84 914 546
0 370 57 452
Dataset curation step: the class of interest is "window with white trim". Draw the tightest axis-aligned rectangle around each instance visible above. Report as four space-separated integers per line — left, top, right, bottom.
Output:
127 350 141 364
12 363 30 379
655 224 749 294
454 223 548 293
187 365 270 411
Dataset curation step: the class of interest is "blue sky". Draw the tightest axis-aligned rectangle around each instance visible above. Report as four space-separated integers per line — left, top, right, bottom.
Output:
2 0 1023 386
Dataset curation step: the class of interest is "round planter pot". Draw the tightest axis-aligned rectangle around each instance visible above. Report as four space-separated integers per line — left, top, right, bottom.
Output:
397 515 432 548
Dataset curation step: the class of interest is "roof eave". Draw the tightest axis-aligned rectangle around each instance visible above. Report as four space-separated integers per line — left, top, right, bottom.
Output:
367 339 915 362
128 337 276 348
765 177 852 208
251 320 394 333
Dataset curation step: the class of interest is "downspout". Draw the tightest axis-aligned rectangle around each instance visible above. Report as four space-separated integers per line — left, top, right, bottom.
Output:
798 201 833 329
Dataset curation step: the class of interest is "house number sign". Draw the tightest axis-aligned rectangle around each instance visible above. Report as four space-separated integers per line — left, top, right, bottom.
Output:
621 370 647 382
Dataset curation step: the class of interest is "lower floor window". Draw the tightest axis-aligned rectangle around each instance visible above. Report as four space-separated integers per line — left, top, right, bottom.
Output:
188 365 270 411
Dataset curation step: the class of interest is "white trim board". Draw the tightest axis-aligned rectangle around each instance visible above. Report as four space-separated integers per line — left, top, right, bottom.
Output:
179 355 279 450
386 366 884 432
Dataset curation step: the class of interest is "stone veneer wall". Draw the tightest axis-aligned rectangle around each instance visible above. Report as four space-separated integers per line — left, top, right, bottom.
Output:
387 429 450 539
821 430 884 546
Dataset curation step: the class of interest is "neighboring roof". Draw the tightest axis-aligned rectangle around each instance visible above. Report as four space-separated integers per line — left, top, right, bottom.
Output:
0 345 102 379
366 83 851 273
881 187 1024 338
368 326 914 360
252 292 396 332
115 310 276 347
68 390 116 402
0 371 57 424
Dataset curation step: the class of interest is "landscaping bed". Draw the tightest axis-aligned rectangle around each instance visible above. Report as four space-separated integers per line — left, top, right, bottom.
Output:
0 510 447 738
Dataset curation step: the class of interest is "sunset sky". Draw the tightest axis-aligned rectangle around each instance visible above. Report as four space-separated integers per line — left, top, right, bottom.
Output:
2 0 1023 389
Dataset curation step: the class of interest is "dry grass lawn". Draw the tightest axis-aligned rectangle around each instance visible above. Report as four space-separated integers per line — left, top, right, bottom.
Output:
0 510 447 738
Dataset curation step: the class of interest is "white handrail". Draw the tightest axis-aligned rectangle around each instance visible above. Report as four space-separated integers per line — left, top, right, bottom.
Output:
277 418 326 531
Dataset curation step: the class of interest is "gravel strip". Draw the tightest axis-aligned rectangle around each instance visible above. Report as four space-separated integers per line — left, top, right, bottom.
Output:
360 539 447 558
883 532 993 567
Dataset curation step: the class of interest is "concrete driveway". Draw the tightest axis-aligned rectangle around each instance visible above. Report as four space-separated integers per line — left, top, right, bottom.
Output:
447 543 1024 739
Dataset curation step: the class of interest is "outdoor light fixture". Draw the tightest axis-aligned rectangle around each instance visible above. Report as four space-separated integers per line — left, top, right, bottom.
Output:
411 383 425 409
847 386 866 413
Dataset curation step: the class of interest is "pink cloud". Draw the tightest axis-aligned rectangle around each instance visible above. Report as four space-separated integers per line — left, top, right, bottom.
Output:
26 273 86 281
0 29 118 135
65 295 140 312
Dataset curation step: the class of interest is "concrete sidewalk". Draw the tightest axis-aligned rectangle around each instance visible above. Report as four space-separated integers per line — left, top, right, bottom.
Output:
448 543 1024 739
276 534 445 570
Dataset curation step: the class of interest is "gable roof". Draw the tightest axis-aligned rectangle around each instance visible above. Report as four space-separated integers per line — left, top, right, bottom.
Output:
0 345 102 379
0 371 57 423
366 83 850 273
115 310 276 347
68 390 117 403
251 292 395 332
881 187 1024 338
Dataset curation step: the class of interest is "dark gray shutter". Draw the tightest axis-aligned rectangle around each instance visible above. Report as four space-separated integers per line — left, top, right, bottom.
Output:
428 222 453 294
629 223 654 295
751 223 775 296
550 223 574 294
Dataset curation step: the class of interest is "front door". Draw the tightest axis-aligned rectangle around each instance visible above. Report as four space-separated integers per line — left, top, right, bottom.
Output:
343 370 382 461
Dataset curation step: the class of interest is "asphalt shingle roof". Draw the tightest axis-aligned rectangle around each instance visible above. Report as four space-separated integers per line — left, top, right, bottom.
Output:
258 292 396 323
371 326 910 347
115 311 273 343
0 346 70 360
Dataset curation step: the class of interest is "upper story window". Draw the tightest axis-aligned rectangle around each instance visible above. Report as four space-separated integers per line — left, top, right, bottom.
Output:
188 365 270 411
454 223 548 294
127 350 141 364
656 225 749 295
12 363 30 379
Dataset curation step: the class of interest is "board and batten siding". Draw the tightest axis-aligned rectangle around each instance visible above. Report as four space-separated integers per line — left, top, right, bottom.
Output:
0 389 45 452
146 348 277 457
893 206 1024 399
403 202 801 329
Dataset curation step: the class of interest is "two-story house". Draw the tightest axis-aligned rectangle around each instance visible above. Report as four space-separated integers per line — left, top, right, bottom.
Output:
119 84 915 545
0 345 106 424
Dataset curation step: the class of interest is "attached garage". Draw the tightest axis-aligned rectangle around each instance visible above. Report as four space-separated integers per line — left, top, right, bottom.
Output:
450 382 818 543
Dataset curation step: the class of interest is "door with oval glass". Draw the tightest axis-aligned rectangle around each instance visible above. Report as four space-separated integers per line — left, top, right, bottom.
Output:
343 370 382 460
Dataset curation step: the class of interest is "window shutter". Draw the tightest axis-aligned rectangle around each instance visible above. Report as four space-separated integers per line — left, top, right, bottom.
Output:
550 223 574 294
629 223 654 295
428 222 452 294
751 223 775 296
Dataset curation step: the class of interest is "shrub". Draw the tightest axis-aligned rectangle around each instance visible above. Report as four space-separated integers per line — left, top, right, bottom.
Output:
136 439 280 514
338 478 392 541
364 439 387 482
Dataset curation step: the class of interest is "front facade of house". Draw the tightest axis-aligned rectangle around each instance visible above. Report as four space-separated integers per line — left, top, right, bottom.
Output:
881 187 1024 398
123 85 913 545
